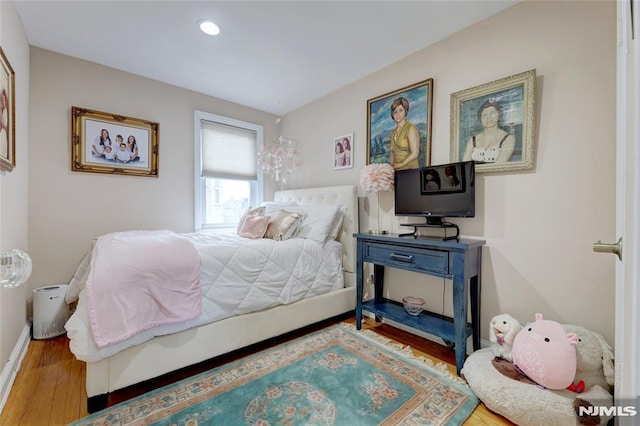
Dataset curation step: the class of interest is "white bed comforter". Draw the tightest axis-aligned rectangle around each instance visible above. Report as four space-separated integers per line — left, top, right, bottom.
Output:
65 231 344 362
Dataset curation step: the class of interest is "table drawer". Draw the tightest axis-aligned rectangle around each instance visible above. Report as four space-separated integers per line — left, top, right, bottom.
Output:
364 242 449 274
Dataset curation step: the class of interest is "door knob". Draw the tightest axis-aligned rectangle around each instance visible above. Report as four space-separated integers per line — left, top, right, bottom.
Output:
593 237 622 261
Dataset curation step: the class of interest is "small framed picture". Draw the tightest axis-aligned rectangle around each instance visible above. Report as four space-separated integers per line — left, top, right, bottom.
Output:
333 133 353 170
0 46 16 172
450 69 536 173
71 106 159 177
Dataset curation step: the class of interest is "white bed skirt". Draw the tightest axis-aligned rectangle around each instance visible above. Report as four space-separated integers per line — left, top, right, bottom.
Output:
87 282 355 397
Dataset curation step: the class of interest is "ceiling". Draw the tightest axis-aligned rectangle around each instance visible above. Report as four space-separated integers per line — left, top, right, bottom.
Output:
14 1 518 116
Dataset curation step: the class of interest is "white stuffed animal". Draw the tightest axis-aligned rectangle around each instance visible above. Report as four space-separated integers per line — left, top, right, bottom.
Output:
562 324 615 425
563 324 615 392
489 313 523 362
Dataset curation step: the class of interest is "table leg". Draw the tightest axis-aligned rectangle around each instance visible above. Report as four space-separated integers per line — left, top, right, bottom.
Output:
356 240 364 330
470 274 481 350
373 264 384 322
452 275 468 375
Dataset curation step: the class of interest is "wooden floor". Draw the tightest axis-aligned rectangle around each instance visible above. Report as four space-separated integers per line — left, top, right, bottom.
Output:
0 316 513 425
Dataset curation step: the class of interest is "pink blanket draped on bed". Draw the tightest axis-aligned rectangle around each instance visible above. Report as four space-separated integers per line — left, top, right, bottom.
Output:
86 230 202 348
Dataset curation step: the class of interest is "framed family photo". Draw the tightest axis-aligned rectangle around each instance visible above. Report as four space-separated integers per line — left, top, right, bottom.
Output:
366 78 433 169
71 106 159 177
0 47 16 172
450 69 536 173
333 132 353 170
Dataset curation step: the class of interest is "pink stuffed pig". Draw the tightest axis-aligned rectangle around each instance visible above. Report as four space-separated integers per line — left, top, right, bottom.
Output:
512 313 578 390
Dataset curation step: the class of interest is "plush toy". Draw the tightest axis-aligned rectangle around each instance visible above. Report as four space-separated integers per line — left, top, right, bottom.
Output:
489 313 523 362
512 313 578 390
563 324 615 392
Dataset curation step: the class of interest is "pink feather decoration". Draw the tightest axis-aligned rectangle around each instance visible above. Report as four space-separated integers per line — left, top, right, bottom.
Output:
360 163 394 192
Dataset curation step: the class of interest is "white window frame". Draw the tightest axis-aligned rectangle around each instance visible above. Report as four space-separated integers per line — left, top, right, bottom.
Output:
194 110 263 230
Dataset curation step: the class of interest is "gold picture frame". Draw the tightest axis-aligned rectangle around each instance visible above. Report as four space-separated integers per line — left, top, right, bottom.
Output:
367 78 434 169
71 106 159 177
0 46 16 172
450 69 536 173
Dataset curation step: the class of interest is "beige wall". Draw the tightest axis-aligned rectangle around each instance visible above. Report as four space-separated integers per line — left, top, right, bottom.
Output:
0 1 30 370
27 48 281 291
281 0 617 342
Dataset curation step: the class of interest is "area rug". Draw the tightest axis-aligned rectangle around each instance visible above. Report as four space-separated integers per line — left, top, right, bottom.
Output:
70 323 479 426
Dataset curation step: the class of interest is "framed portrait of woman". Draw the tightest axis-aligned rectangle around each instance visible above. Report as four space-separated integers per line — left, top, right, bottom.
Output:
366 78 433 170
0 46 16 172
450 69 536 173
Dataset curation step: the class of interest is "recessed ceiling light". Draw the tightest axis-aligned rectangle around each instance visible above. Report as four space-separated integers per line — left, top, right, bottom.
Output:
199 20 220 36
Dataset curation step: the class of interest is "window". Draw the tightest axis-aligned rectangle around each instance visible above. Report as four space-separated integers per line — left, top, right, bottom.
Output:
195 111 263 230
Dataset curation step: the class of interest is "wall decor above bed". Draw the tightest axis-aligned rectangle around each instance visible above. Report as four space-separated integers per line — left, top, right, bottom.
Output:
366 78 433 170
450 69 536 173
333 132 353 170
71 106 159 177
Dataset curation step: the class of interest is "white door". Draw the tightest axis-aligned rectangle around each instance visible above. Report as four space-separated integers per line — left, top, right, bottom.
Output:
612 0 640 416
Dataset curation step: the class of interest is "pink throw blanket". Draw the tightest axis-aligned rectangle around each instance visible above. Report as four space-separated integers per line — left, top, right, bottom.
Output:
86 230 202 348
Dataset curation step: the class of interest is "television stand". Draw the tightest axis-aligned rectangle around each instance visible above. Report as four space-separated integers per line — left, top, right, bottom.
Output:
354 233 485 374
399 218 460 240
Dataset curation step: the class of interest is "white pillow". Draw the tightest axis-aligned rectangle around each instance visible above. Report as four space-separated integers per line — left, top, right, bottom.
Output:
286 204 342 243
328 205 347 241
260 201 298 217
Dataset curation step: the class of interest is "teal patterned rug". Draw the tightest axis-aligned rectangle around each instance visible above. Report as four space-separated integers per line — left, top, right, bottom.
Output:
71 324 478 426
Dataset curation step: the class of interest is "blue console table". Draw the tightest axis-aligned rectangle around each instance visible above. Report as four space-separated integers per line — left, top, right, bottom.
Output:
354 233 485 374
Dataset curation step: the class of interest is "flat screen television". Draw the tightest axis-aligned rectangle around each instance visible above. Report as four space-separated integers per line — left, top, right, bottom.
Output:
394 160 475 227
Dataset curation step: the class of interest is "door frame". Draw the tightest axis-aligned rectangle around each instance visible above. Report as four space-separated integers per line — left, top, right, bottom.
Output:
615 0 640 407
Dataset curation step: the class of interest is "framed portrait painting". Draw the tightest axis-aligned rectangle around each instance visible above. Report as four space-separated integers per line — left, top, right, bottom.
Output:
333 132 353 170
366 78 433 169
0 47 16 172
450 69 536 173
71 106 159 177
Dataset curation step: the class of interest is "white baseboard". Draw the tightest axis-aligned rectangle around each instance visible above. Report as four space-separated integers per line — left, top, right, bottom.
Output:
0 323 31 415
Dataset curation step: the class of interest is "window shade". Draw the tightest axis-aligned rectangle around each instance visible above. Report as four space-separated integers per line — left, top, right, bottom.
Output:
201 119 257 180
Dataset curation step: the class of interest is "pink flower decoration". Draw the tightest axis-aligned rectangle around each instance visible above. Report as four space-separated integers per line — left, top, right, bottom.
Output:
360 163 394 192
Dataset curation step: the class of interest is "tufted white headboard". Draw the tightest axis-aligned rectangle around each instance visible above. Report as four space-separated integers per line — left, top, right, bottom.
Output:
274 185 358 283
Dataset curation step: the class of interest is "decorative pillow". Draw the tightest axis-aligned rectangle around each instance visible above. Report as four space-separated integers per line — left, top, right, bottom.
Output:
236 206 266 235
286 204 342 243
264 210 303 241
237 215 269 239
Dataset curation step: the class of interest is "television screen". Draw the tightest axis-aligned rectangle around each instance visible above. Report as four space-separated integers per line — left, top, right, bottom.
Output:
394 161 475 224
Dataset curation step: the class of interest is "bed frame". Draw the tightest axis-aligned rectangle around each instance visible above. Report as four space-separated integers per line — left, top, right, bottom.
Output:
86 185 358 412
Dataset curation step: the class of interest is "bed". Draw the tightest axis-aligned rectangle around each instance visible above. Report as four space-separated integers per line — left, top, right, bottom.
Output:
65 185 358 413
